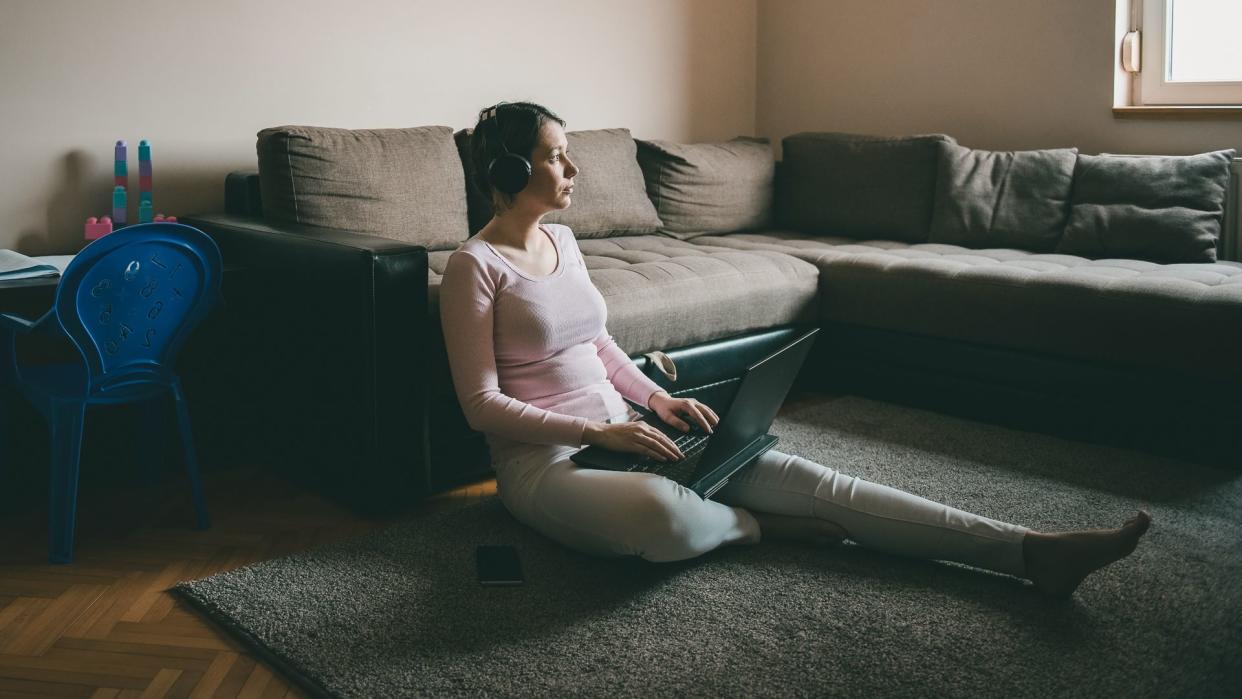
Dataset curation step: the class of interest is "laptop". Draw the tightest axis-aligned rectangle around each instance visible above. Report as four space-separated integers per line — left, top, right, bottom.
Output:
571 328 818 499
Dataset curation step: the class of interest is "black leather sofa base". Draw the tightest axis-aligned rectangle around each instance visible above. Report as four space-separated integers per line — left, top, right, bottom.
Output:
817 322 1242 469
182 213 429 515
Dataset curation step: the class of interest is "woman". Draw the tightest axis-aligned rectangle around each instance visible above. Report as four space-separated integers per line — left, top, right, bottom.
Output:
440 100 1151 599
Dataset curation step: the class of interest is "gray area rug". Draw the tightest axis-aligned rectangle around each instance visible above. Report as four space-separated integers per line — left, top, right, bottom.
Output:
174 394 1242 698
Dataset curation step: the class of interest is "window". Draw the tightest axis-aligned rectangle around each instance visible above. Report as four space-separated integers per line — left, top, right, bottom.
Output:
1132 0 1242 105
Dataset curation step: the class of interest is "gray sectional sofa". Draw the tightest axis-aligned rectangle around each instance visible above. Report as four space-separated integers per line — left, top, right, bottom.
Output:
183 126 1242 514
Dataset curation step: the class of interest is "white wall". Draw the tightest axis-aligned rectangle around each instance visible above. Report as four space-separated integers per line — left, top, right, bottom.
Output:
8 0 1239 256
757 0 1242 159
0 0 758 253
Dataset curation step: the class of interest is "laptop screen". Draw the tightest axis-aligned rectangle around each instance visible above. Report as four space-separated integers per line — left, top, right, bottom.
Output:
691 329 817 473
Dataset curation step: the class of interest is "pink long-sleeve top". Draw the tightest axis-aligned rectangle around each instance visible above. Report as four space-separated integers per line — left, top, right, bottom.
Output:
439 222 665 463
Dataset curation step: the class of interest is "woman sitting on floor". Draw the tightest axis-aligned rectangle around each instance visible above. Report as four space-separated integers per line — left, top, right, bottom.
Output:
439 100 1151 599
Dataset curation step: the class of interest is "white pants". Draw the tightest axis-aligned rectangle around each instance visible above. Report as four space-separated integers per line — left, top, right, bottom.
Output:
493 441 1031 579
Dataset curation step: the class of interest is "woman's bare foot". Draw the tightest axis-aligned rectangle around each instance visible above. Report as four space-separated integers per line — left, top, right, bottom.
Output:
1022 510 1152 599
753 512 849 547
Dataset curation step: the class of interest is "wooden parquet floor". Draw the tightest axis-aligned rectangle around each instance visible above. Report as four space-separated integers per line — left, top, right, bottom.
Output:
0 463 496 698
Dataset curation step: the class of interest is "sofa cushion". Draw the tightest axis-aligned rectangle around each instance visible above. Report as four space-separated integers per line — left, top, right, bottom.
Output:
929 142 1078 252
429 236 818 355
777 132 952 243
454 127 663 239
635 137 774 239
1056 150 1237 264
691 230 1242 381
256 125 469 251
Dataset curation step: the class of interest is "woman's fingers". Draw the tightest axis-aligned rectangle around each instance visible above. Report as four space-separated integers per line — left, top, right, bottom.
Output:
684 403 713 433
673 400 716 433
637 435 674 461
639 426 683 460
695 401 720 429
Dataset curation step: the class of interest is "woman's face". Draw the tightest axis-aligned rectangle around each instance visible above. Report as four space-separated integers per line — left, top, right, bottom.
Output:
512 121 578 215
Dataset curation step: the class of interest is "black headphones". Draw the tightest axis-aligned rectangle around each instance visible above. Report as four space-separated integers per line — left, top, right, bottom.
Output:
482 104 532 195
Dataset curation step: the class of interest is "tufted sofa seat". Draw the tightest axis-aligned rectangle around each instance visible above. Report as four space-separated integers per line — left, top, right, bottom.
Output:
428 235 819 353
693 231 1242 381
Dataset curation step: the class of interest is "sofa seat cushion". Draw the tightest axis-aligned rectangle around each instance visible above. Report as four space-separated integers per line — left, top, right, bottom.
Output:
429 236 818 356
692 231 1242 380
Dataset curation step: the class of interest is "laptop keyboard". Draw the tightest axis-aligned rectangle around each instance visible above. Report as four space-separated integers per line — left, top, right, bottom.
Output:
628 432 711 483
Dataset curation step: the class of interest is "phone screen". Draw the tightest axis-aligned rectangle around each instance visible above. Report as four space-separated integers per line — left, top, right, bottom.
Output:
476 545 524 586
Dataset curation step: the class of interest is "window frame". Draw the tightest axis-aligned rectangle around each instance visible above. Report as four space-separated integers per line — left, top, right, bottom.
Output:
1136 0 1242 106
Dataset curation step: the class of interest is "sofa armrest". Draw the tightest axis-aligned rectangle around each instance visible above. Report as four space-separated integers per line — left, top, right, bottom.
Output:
225 171 263 217
181 212 430 513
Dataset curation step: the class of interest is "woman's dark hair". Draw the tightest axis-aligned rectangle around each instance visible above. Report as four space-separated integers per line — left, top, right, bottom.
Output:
470 100 566 212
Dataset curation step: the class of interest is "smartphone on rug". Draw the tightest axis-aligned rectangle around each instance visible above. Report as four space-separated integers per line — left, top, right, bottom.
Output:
477 545 524 586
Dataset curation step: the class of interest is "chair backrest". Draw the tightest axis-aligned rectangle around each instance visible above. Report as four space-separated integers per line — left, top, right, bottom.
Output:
55 223 223 394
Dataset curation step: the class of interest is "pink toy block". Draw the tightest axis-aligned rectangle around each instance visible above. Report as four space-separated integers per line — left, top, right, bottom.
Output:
153 214 178 223
85 216 113 240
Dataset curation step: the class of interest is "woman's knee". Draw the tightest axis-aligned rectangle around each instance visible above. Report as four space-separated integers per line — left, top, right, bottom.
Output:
521 466 732 563
623 482 718 563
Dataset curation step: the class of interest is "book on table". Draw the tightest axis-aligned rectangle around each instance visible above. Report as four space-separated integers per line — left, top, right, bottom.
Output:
0 250 76 281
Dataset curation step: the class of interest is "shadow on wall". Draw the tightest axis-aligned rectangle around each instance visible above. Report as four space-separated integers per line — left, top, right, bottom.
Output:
19 149 98 256
16 155 228 257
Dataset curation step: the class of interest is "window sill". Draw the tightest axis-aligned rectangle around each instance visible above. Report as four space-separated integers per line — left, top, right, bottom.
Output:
1113 106 1242 119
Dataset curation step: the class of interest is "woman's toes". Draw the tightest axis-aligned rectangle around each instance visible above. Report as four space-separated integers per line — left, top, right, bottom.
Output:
1026 511 1153 599
1127 510 1152 532
1118 510 1152 553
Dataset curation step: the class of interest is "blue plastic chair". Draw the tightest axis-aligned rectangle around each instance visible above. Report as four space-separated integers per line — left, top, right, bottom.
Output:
0 222 222 564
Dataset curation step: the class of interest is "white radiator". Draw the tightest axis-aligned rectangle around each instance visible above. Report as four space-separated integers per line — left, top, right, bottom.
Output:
1225 158 1242 262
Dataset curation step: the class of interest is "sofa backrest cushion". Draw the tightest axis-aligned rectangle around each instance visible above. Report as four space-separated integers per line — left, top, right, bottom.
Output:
777 132 952 242
929 142 1078 252
454 127 663 239
635 137 774 239
1056 149 1237 263
256 125 469 251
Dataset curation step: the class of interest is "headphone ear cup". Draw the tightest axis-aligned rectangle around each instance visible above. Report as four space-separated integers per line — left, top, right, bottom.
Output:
488 153 532 195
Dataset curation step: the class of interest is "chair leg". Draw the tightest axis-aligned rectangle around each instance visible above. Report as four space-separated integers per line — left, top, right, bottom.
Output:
1 333 15 478
48 402 86 565
171 382 210 530
139 396 166 485
0 391 8 480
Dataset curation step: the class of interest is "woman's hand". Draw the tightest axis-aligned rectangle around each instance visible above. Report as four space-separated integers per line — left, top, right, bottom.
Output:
648 391 719 434
582 420 684 462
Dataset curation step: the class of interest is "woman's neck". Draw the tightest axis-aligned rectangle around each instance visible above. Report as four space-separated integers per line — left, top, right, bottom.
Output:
485 212 546 251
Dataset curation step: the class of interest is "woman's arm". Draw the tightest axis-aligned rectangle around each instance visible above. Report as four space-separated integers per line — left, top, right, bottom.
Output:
592 331 666 411
562 228 667 411
440 250 589 446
